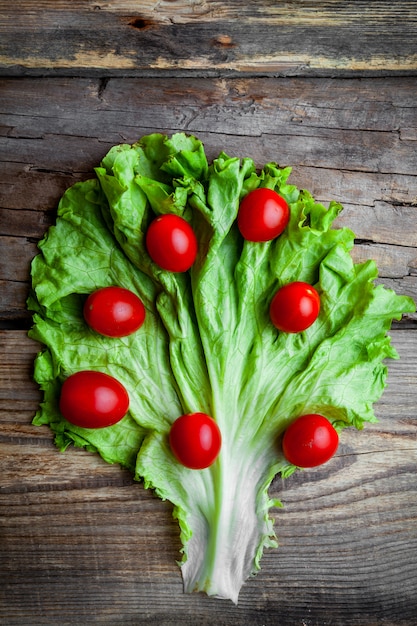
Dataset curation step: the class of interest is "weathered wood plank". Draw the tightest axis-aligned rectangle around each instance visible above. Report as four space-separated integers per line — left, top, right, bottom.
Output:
0 163 88 211
351 242 417 279
1 330 416 624
2 76 417 178
1 70 416 622
1 76 416 323
1 0 416 619
2 75 417 134
2 229 417 323
0 236 38 282
3 234 415 307
2 328 415 435
4 127 416 180
1 1 417 76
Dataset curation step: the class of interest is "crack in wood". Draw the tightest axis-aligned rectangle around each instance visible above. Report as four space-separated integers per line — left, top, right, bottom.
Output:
97 76 110 101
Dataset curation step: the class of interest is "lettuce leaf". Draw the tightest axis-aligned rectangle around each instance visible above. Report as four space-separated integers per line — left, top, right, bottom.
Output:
28 133 415 603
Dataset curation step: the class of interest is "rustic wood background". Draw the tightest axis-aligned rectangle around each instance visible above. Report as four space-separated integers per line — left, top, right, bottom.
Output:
1 2 416 625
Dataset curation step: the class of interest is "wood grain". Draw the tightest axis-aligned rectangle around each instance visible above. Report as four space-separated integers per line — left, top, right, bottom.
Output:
0 63 417 626
1 1 417 75
2 76 416 325
1 330 416 624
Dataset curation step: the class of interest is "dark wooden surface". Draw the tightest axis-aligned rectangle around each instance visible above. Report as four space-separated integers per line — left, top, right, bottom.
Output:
1 2 417 625
1 0 417 76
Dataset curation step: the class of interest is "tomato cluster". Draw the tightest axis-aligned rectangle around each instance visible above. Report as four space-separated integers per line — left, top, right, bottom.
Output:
60 283 223 468
142 192 321 333
60 286 147 430
59 187 338 470
237 188 321 333
236 189 338 466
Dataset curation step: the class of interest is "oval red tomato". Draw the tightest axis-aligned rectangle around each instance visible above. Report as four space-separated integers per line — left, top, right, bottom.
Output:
146 214 198 272
59 370 129 429
83 286 146 337
169 412 222 470
270 281 320 333
282 414 339 468
237 187 290 242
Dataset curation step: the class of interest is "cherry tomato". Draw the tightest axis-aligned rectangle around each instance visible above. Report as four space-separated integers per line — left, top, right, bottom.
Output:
282 414 339 468
83 286 146 337
59 371 129 429
169 412 222 470
270 281 320 333
237 188 290 242
146 214 198 272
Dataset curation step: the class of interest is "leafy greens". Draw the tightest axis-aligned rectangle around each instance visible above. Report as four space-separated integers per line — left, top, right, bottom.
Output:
28 133 415 603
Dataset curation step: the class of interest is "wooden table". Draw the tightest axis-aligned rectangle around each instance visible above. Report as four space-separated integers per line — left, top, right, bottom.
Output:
1 2 416 624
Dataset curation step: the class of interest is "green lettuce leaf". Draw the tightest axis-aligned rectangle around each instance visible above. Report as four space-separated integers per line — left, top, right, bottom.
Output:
28 133 415 603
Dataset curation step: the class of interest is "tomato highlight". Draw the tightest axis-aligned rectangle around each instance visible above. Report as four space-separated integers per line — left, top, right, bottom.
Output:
169 412 222 470
59 370 129 429
146 214 198 272
83 286 146 337
237 187 290 242
282 414 339 468
270 281 320 333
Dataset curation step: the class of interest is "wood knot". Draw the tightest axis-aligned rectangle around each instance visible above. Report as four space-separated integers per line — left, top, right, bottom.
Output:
128 17 155 30
213 34 235 48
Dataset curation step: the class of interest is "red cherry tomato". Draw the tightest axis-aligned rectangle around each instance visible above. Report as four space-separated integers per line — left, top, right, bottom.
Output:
237 188 290 242
83 286 146 337
270 281 320 333
146 214 198 272
59 371 129 429
169 412 222 470
282 414 339 468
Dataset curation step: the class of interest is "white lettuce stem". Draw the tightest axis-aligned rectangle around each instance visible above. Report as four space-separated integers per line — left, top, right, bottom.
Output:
180 442 274 603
